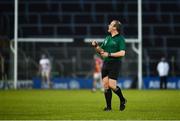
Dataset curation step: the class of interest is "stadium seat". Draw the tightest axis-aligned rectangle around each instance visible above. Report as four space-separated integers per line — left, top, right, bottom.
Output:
61 3 82 12
95 3 114 12
74 15 93 24
28 3 49 12
160 3 179 12
154 26 172 35
57 26 73 35
27 15 39 24
41 15 60 24
41 26 54 36
127 3 137 12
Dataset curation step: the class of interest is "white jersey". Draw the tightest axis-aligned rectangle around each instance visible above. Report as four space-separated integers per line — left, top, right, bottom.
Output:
157 61 169 77
39 58 51 71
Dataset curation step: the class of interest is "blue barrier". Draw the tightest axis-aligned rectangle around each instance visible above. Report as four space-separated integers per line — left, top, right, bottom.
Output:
143 77 160 89
32 77 41 89
32 77 180 89
52 77 93 89
143 77 180 89
117 77 133 89
32 77 133 89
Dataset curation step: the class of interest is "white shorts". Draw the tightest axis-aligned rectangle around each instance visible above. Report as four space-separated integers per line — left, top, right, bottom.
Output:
93 72 101 81
41 70 50 78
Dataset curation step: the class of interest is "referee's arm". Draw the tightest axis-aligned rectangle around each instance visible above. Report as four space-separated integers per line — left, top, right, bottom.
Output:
109 50 125 57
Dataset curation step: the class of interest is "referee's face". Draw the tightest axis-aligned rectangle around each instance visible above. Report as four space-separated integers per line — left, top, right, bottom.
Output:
108 21 116 33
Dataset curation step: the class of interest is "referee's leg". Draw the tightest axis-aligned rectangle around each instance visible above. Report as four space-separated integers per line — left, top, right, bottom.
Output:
102 76 112 111
109 79 127 111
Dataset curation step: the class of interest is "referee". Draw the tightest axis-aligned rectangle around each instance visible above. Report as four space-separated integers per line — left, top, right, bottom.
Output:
92 20 127 111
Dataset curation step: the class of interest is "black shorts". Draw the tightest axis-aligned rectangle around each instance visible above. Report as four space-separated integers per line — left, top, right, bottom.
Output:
102 60 121 80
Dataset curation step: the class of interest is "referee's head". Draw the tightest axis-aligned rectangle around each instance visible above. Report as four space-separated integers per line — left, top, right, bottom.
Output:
108 20 122 34
113 20 122 33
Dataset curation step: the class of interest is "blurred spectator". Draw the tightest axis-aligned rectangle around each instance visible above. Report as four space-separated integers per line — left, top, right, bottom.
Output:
0 52 4 80
157 57 169 89
0 52 9 89
39 54 51 88
92 54 103 92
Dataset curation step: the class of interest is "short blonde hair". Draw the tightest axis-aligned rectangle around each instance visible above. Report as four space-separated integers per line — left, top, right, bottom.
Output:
113 20 122 32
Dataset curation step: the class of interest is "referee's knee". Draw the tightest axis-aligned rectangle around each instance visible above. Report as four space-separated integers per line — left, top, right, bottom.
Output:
103 83 109 89
108 84 116 90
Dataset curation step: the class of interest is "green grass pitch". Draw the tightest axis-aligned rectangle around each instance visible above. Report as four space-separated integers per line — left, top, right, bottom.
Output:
0 89 180 120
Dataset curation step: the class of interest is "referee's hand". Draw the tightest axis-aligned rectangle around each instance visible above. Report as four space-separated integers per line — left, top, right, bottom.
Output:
100 51 108 58
91 40 98 47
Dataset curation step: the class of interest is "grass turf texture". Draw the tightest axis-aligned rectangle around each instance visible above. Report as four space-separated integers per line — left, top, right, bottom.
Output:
0 90 180 120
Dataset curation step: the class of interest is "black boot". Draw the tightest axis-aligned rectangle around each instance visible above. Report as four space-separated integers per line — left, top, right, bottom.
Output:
113 86 127 111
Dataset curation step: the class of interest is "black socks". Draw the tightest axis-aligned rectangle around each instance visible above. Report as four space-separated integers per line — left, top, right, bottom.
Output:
104 88 112 108
113 86 125 102
104 86 125 109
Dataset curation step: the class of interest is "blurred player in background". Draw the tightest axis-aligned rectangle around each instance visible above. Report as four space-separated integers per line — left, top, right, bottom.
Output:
39 54 51 88
92 54 103 92
157 57 169 89
92 20 127 111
